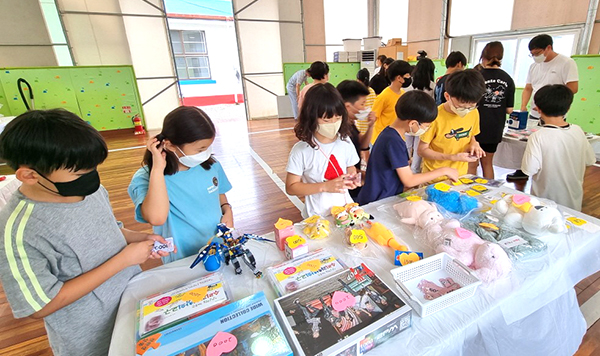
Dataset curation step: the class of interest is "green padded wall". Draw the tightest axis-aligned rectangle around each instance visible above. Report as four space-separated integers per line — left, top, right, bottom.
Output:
283 62 361 94
0 66 144 131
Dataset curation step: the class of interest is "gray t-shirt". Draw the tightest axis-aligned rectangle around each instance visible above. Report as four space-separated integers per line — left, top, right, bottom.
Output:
0 186 141 356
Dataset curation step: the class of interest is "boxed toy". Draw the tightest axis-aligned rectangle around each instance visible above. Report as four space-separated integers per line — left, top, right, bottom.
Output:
273 264 412 356
136 291 293 356
266 248 348 296
137 273 231 339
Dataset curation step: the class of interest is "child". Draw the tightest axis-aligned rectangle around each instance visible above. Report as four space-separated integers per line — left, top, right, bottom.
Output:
358 91 458 205
355 68 377 135
371 60 413 144
434 51 467 105
128 106 233 263
369 57 395 95
298 61 330 110
521 84 595 211
336 80 377 198
286 83 360 217
418 69 487 178
0 109 169 356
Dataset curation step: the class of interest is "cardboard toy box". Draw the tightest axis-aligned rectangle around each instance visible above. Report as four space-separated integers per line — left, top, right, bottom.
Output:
137 273 231 339
273 264 412 356
378 45 409 60
136 291 293 356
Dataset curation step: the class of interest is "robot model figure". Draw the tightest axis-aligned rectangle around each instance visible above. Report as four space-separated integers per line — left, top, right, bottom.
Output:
190 223 272 278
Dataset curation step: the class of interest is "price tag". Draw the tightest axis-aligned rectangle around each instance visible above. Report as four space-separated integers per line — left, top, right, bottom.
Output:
452 181 463 186
286 235 306 249
406 195 422 202
303 215 320 224
479 222 499 230
349 230 368 244
332 291 356 311
299 259 322 272
475 178 488 184
498 235 527 249
434 182 451 192
460 178 474 184
471 185 488 192
466 190 481 196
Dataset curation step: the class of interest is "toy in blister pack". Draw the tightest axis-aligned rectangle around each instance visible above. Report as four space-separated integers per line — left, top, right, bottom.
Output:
190 224 275 278
302 215 331 240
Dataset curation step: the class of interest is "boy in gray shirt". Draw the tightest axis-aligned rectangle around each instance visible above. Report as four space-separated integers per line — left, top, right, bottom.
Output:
0 109 174 355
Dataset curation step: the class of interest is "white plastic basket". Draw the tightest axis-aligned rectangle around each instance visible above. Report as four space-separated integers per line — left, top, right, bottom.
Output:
390 252 481 317
343 38 362 52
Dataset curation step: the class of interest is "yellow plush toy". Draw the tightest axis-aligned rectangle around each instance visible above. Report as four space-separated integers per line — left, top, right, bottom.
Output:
302 215 331 240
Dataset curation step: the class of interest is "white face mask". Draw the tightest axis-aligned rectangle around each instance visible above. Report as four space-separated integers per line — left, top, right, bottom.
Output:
177 145 212 167
405 122 429 137
355 109 371 121
449 100 474 118
533 54 546 63
317 120 342 139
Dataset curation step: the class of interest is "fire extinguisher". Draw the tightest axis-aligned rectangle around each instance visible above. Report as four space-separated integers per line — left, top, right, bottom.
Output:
132 114 145 135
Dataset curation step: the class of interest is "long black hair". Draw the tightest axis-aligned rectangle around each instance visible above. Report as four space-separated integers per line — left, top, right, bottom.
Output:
411 58 435 91
143 106 216 175
294 83 352 148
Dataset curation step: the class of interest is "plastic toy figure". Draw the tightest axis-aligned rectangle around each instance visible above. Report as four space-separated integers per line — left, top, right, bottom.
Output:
190 224 273 278
331 206 353 228
345 203 373 222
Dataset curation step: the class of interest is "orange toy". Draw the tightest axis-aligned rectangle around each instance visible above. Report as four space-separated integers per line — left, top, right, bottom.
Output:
363 221 407 251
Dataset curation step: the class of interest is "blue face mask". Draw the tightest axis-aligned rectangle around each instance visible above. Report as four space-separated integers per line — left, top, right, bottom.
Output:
37 169 101 197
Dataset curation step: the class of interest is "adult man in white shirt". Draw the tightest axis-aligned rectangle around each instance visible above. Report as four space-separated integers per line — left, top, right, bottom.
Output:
508 34 579 180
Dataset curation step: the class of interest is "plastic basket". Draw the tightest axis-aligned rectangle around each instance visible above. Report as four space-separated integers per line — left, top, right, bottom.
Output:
390 252 481 317
343 38 362 52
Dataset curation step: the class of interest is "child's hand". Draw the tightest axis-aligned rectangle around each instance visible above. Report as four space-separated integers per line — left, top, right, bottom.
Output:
442 168 459 182
220 208 234 228
452 153 478 162
120 240 155 266
344 173 362 188
147 234 177 258
467 142 486 158
147 136 167 171
322 176 347 193
366 111 376 127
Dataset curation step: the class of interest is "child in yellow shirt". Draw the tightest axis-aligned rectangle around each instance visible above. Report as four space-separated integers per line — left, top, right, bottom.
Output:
371 60 413 144
418 69 486 176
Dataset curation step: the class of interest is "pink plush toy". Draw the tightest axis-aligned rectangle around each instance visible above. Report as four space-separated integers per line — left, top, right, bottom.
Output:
472 242 512 283
394 200 444 229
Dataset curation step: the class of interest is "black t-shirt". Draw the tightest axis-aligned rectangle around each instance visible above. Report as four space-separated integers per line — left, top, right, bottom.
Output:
369 73 389 95
434 74 449 105
476 68 515 144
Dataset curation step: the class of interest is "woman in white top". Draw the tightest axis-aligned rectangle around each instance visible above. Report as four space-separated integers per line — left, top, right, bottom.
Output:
403 58 436 173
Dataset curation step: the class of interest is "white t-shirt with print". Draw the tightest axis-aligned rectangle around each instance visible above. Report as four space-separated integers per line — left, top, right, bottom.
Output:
521 124 595 211
286 136 360 218
526 54 579 118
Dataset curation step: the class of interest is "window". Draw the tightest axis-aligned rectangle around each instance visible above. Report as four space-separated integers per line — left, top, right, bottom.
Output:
170 30 211 79
471 29 579 87
323 0 368 61
449 0 514 37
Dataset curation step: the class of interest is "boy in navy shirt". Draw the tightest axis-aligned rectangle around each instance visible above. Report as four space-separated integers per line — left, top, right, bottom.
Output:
358 91 458 205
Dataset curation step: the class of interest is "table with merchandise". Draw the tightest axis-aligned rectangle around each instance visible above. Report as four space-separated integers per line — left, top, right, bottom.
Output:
109 176 600 356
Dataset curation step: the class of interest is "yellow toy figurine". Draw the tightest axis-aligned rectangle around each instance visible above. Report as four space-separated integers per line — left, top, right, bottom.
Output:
302 216 331 240
331 206 354 228
345 203 372 222
363 221 408 251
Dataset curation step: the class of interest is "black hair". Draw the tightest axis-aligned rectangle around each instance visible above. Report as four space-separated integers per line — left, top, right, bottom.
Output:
480 41 504 67
529 34 553 51
143 106 216 175
0 109 108 175
387 60 412 82
377 57 395 80
306 61 330 80
295 83 352 148
337 80 370 104
534 84 573 117
377 54 387 64
445 51 467 68
445 69 486 103
357 68 370 87
411 58 435 91
395 90 438 123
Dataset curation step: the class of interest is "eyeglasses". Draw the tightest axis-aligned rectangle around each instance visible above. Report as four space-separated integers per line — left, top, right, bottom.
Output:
528 50 544 58
450 98 477 111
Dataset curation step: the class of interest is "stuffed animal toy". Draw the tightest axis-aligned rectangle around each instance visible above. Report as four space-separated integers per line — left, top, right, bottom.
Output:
393 199 444 229
492 194 565 236
425 184 479 215
472 242 512 283
331 206 353 228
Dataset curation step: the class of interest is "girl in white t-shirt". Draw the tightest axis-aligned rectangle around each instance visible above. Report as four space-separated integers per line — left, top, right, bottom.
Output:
286 83 360 217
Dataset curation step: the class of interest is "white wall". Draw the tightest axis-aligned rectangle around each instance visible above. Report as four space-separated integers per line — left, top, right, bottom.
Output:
169 18 242 99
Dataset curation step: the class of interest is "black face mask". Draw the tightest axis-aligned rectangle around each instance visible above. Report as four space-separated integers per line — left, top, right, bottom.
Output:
37 169 101 197
402 77 413 88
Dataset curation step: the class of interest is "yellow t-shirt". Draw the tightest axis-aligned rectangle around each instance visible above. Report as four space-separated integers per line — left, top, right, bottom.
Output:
371 87 403 144
420 104 481 176
356 87 377 134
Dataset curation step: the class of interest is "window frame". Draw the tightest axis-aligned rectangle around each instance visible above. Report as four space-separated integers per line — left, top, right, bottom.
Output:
170 29 212 80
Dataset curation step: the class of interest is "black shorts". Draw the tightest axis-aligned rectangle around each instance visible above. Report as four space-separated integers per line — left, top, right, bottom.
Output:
479 142 499 153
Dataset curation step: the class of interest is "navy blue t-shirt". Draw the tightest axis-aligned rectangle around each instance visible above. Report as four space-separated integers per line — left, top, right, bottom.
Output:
357 126 409 205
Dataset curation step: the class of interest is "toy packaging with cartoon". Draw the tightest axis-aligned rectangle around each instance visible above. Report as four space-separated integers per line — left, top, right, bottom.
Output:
273 264 412 356
137 273 232 339
135 292 292 356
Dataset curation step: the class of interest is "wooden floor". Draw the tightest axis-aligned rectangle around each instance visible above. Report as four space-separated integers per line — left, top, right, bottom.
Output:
0 113 599 355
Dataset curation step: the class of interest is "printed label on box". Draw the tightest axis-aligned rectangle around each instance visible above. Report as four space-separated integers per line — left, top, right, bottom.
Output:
498 235 527 249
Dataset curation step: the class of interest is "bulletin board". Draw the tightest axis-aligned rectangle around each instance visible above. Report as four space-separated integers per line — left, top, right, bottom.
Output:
283 62 362 94
0 65 144 131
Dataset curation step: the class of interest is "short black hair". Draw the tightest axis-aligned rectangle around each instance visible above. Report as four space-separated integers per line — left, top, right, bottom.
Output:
445 69 486 103
377 54 387 63
295 83 352 148
395 90 437 123
534 84 573 117
337 80 370 104
356 68 370 87
307 61 329 80
529 34 553 51
387 60 412 82
445 51 467 68
0 109 108 175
